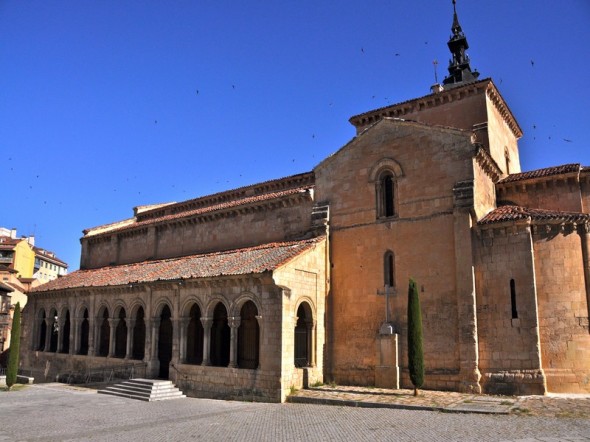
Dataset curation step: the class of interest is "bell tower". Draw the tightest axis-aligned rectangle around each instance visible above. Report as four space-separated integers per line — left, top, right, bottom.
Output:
442 0 480 89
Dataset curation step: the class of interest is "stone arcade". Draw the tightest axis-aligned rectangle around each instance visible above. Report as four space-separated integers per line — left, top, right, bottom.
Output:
20 4 590 401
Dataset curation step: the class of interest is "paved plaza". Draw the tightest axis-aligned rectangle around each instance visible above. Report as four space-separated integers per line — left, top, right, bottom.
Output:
1 384 590 442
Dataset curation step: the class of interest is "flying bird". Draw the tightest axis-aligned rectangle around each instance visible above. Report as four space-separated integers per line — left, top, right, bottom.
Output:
563 138 573 143
361 47 364 54
530 60 535 67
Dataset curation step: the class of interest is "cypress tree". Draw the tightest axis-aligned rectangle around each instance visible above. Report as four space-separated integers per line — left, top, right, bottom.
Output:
407 279 424 396
6 302 21 390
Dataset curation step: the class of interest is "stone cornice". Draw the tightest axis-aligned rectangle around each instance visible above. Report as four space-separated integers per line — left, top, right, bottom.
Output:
484 82 523 139
474 145 502 182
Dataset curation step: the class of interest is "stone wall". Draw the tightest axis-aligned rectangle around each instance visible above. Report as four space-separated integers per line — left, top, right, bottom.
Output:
474 225 546 395
81 194 314 269
581 175 590 213
533 227 590 393
497 178 583 212
485 92 521 175
315 119 474 390
273 240 327 400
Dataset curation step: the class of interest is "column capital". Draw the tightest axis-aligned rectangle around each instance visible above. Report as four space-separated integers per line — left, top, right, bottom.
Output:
229 316 241 329
200 317 213 329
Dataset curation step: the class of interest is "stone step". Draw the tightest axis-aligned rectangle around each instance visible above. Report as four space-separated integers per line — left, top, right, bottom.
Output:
98 379 186 402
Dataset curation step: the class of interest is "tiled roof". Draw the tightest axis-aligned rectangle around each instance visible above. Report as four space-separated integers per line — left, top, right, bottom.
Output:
479 205 590 225
497 164 581 184
30 238 323 293
85 186 313 238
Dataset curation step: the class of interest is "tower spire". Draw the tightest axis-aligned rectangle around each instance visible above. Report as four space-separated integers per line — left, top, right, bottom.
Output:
442 0 479 89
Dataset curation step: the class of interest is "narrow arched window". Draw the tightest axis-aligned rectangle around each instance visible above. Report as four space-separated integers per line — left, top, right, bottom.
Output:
377 171 396 218
384 251 395 288
510 279 518 319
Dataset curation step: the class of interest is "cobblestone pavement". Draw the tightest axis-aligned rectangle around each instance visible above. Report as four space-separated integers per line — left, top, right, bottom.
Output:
0 384 589 442
290 385 590 418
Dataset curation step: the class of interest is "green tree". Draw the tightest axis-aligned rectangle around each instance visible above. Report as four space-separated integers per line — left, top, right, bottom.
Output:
407 279 424 396
6 302 21 390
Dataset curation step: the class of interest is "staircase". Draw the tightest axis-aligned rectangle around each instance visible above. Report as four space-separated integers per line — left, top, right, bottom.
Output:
98 378 186 401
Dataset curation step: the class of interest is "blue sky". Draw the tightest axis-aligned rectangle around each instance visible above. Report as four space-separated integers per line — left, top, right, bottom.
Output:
2 1 589 271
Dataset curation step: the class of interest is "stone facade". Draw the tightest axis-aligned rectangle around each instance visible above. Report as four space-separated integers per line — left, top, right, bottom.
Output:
19 74 590 400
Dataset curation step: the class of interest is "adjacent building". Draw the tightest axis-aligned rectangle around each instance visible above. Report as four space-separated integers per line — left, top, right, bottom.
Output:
0 228 66 353
20 4 590 400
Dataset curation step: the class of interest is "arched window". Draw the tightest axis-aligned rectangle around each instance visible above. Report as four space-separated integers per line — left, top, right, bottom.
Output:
294 303 313 368
132 307 145 360
210 303 230 367
60 310 70 354
377 171 396 218
114 308 127 358
384 251 395 288
186 304 204 364
238 301 259 369
79 309 89 356
98 308 110 357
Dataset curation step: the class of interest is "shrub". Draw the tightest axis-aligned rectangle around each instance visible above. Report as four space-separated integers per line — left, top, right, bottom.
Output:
6 302 21 390
407 279 424 396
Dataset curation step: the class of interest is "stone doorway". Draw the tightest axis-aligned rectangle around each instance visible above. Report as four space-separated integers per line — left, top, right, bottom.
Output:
158 305 173 378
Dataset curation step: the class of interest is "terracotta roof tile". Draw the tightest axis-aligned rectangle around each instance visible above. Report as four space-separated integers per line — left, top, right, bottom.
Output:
497 164 580 184
85 186 313 238
30 238 324 293
479 205 590 225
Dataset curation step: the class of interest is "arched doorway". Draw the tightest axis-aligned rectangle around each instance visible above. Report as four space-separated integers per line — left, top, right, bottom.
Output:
114 308 127 358
132 307 146 360
186 304 203 364
61 310 70 354
158 305 173 378
79 309 89 355
98 308 110 357
37 309 47 351
295 303 313 367
210 303 230 367
238 301 259 369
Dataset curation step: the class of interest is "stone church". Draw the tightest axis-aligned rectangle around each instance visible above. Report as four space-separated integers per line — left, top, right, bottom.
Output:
20 4 590 401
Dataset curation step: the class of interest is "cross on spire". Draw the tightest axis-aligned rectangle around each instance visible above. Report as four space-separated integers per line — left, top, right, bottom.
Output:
442 0 480 89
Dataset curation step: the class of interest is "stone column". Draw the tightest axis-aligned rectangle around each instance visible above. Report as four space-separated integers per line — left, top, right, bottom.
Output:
126 319 135 359
200 317 212 366
68 316 75 355
151 318 161 361
452 181 482 394
143 318 152 362
308 319 317 367
172 318 180 365
88 319 96 357
56 316 64 353
72 317 81 355
581 224 590 324
228 317 241 368
179 317 190 363
44 318 52 352
255 315 263 369
108 318 118 357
